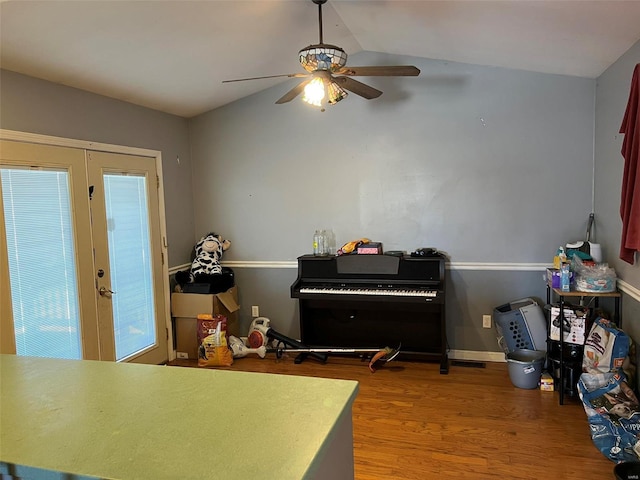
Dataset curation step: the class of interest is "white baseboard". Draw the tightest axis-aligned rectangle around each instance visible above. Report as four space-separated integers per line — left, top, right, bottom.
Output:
449 349 506 363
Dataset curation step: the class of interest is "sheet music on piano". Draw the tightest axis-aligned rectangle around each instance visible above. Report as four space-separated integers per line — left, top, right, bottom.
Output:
291 253 449 373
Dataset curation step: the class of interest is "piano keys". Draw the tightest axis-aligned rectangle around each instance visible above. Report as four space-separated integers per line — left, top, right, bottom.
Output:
298 286 439 299
290 253 449 373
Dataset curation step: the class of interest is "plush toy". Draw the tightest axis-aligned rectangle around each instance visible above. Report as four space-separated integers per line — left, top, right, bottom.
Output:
175 232 235 293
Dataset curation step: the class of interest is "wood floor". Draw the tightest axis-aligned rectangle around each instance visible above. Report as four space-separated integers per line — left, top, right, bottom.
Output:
168 355 616 480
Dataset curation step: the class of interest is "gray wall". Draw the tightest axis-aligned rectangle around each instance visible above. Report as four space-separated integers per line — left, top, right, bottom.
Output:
0 69 195 266
594 41 640 342
190 53 596 263
188 53 606 351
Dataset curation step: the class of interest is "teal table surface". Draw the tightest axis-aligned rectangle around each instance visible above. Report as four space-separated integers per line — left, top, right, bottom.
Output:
0 355 359 480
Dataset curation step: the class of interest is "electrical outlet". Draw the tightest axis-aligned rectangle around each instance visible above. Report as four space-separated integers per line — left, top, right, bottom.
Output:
251 305 260 317
482 315 492 329
177 352 188 359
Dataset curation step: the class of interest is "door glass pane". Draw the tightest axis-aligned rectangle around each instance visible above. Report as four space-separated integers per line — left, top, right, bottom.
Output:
104 173 156 360
1 167 82 359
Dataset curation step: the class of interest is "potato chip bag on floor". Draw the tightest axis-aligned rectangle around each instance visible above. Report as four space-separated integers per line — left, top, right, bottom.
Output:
197 314 233 367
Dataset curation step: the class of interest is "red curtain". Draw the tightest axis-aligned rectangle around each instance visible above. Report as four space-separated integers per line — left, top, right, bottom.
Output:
620 63 640 264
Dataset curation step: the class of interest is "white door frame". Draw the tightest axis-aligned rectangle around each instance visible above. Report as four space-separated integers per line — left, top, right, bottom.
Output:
0 129 173 362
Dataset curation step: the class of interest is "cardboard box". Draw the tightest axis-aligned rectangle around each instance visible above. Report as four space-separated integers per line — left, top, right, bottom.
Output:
171 286 240 359
550 305 588 345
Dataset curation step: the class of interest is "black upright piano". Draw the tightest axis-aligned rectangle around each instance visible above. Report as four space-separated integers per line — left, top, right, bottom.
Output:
290 253 448 373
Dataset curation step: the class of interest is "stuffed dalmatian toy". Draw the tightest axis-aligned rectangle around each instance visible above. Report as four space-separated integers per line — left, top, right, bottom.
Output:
175 232 234 293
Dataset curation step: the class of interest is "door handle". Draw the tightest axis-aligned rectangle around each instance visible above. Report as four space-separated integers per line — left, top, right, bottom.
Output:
99 286 115 298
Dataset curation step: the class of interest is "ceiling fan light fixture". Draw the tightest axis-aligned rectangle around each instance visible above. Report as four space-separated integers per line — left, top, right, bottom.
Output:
299 45 348 73
327 81 347 105
224 0 420 108
302 77 325 107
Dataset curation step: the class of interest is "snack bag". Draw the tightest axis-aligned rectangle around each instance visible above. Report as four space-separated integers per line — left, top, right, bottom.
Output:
197 314 233 367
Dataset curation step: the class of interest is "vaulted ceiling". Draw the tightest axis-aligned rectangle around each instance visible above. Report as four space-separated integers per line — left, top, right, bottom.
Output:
2 0 640 118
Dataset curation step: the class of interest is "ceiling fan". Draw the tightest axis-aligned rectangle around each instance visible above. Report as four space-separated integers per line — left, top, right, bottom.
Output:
222 0 420 109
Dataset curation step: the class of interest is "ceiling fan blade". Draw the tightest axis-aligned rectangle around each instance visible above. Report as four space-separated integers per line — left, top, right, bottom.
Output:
275 79 312 104
334 66 420 77
334 76 382 100
223 73 309 83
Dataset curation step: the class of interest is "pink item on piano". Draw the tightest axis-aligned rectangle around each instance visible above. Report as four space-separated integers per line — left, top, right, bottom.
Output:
357 242 383 254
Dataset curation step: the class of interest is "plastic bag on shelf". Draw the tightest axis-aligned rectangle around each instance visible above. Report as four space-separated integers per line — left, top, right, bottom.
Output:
571 256 617 293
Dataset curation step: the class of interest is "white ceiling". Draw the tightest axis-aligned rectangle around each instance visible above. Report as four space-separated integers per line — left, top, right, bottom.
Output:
2 0 640 118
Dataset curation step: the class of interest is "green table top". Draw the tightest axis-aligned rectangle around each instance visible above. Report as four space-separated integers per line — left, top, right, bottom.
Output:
0 355 358 480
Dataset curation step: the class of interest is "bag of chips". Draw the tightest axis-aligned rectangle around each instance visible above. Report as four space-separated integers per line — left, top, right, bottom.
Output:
197 314 233 367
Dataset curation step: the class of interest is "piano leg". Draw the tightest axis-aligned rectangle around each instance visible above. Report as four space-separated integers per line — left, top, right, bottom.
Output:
440 353 449 374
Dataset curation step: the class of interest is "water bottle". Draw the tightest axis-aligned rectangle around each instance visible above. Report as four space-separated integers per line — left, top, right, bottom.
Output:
313 230 322 255
560 263 570 292
325 229 336 255
318 229 328 255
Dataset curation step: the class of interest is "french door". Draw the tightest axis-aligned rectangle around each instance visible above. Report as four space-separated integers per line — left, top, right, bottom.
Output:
0 138 169 364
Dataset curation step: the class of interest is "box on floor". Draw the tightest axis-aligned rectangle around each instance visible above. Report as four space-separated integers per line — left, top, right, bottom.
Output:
171 286 240 359
549 305 588 345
